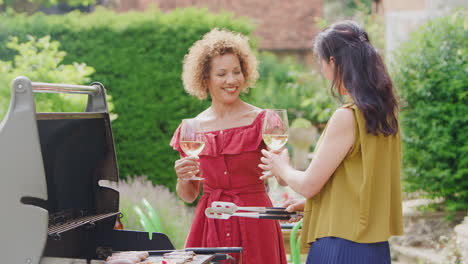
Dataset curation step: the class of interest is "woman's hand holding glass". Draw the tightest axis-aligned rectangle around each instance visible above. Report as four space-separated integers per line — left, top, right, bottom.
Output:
259 148 291 181
174 156 201 181
177 119 205 181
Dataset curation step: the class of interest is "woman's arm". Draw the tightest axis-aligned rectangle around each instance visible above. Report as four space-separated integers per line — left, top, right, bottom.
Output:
174 156 201 203
176 179 200 203
260 108 355 199
261 170 288 186
275 175 288 186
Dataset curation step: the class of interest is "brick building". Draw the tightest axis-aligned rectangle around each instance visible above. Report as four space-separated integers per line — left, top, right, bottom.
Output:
112 0 323 68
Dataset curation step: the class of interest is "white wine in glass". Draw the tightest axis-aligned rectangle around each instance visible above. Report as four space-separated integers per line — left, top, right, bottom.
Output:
179 141 205 156
179 118 205 180
262 109 289 151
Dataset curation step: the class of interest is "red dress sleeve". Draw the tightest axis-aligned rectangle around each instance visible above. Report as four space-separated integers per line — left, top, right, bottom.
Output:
169 124 186 157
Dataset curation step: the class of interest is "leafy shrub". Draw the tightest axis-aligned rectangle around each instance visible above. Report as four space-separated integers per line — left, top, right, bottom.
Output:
392 10 468 212
247 52 337 126
0 8 254 191
0 35 95 120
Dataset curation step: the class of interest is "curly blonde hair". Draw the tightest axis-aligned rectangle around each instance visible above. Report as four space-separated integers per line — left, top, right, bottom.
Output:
182 28 259 100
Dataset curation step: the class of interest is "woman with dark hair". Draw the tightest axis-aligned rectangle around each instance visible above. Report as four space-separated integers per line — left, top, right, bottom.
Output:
259 20 403 264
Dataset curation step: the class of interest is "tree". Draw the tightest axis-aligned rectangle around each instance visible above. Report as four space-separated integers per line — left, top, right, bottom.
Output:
323 0 375 21
392 10 468 212
0 35 95 120
247 52 337 126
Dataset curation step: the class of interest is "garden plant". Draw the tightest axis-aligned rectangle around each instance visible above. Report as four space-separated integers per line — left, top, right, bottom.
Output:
392 10 467 213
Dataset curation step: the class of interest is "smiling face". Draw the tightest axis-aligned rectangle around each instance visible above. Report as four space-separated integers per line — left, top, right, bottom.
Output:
206 53 245 105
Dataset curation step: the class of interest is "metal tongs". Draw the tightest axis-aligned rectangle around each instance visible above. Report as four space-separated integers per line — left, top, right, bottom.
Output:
205 201 301 221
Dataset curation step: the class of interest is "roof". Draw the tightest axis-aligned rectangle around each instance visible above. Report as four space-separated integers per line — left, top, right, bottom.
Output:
116 0 323 51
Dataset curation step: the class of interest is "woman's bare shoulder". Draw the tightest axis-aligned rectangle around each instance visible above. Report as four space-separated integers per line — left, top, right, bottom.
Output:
195 108 214 121
327 108 355 132
241 102 263 118
244 102 262 111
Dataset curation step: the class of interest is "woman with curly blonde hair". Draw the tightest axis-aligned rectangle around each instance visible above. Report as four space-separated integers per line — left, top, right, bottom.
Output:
170 28 287 263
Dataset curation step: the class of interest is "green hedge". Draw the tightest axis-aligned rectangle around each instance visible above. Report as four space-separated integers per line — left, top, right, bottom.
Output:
392 10 467 212
0 7 254 191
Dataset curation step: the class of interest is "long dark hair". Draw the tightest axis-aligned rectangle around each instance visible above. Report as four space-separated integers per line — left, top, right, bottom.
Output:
314 20 399 136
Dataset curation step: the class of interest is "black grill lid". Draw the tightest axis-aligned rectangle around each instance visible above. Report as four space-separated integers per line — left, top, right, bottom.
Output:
37 115 119 216
0 76 117 263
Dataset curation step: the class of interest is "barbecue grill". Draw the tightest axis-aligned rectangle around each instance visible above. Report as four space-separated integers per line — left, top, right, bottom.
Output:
0 76 241 264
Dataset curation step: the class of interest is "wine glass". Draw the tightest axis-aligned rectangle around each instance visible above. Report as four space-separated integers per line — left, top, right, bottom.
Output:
179 118 205 180
262 109 289 151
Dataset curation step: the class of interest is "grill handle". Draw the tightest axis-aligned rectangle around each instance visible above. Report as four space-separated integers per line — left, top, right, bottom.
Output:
10 76 109 112
32 82 102 95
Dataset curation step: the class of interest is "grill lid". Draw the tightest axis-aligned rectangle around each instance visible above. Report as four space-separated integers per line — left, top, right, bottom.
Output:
37 115 119 216
0 76 116 264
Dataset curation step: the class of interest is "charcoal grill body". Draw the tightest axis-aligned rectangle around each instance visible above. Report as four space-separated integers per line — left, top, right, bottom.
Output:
0 77 173 264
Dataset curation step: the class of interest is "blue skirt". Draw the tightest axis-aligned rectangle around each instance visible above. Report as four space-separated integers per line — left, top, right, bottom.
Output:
306 237 391 264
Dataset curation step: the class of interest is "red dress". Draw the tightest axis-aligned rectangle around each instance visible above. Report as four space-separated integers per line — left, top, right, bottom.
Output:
171 110 287 264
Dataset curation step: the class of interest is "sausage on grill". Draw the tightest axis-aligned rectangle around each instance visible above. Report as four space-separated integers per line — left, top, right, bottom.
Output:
113 251 149 260
104 258 135 264
105 255 140 263
105 250 150 264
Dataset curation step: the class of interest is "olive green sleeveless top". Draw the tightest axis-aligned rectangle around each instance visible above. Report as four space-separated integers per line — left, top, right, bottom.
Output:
301 104 403 248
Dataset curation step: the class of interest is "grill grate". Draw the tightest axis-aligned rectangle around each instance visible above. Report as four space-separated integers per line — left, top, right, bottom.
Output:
48 212 120 237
